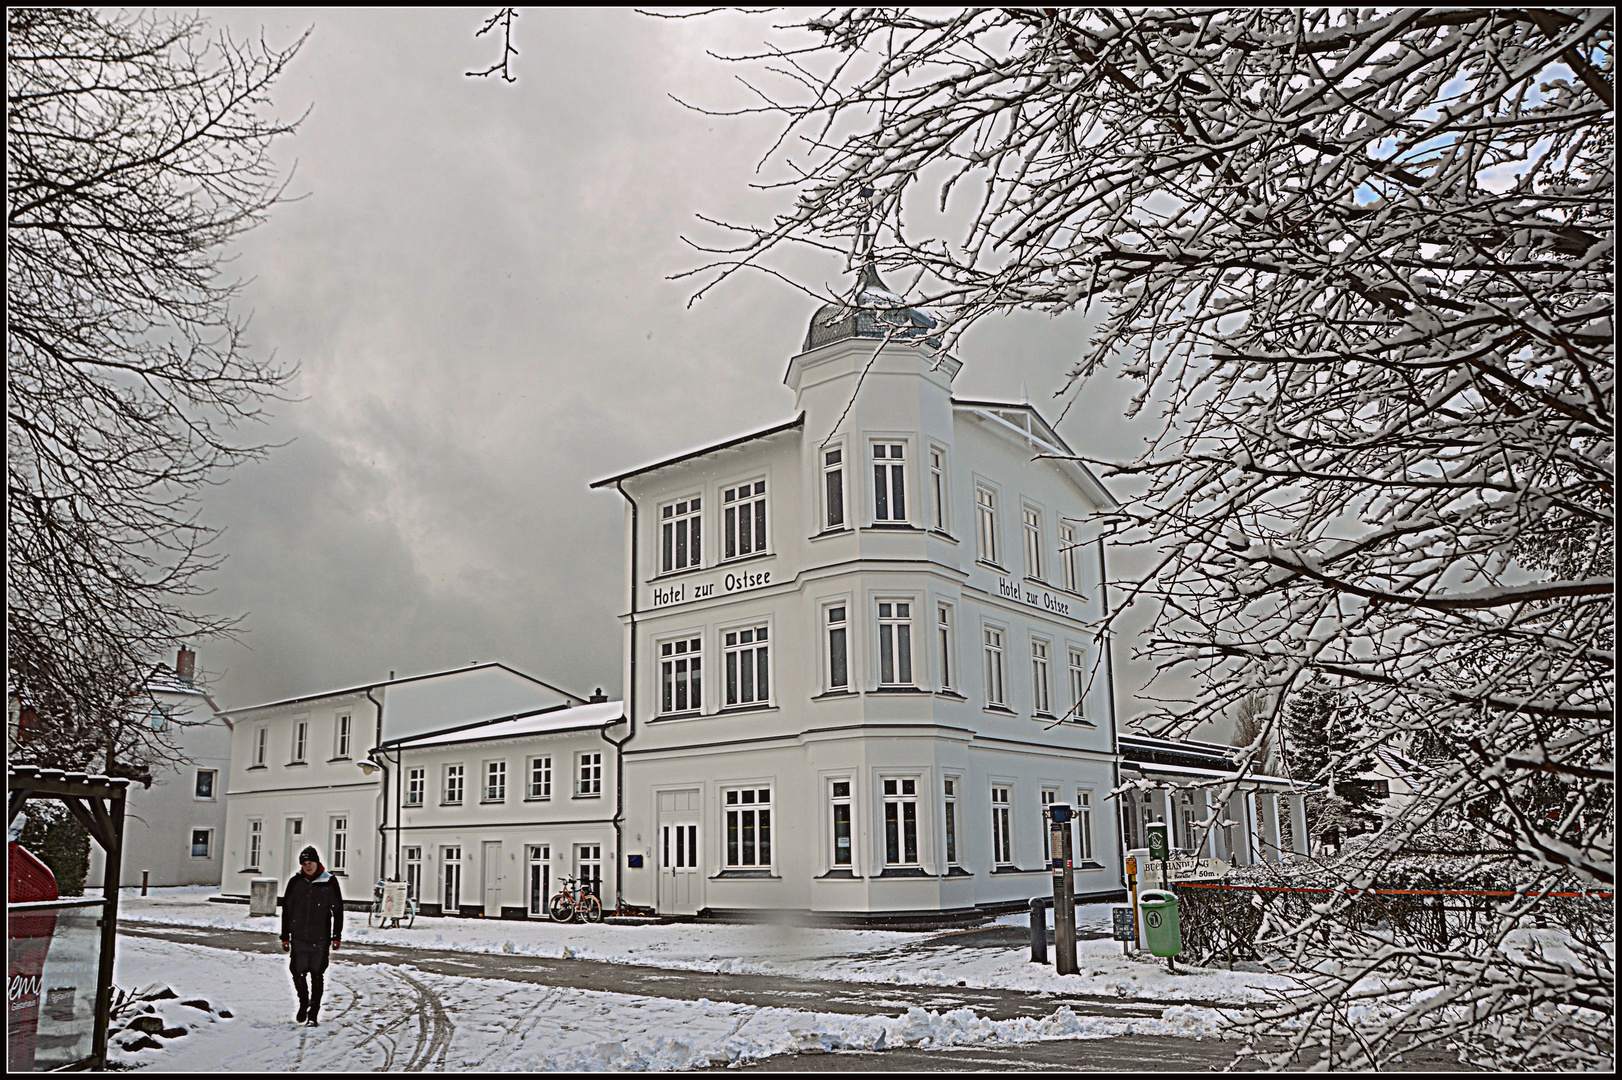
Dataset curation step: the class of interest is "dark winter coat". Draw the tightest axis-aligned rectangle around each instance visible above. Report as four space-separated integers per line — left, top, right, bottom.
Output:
281 866 344 946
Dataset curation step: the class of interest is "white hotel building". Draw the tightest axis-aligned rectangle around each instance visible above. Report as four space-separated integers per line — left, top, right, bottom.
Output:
592 274 1127 921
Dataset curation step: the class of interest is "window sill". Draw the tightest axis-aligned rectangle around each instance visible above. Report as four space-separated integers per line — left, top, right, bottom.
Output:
976 560 1010 574
928 529 959 544
523 796 553 803
327 756 351 764
573 792 603 799
246 765 268 771
480 799 507 805
810 527 851 541
984 704 1016 716
935 690 966 701
946 866 972 878
239 869 264 875
404 803 424 810
1034 712 1059 722
440 802 464 808
875 866 929 878
193 796 217 802
652 711 702 722
817 868 858 880
648 563 709 583
871 685 927 695
990 865 1042 875
716 549 775 568
717 703 778 716
863 522 923 532
1075 861 1106 871
811 689 857 701
710 870 779 880
285 761 308 768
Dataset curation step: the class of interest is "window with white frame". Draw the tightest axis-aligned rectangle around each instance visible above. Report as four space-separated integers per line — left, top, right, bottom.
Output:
247 820 263 870
331 817 347 872
1032 639 1053 715
405 767 424 806
830 779 853 867
1075 789 1096 862
1060 523 1080 592
149 705 171 732
291 720 307 764
404 845 423 901
661 496 702 573
882 777 920 867
335 712 352 758
194 769 216 800
937 604 954 690
484 760 506 802
929 447 947 530
576 751 602 796
723 480 767 559
191 828 212 859
253 726 267 767
1023 505 1044 580
943 777 960 865
976 485 998 563
660 637 702 714
724 787 772 868
1042 787 1059 813
443 763 464 805
577 844 603 898
442 846 462 911
528 755 552 800
823 448 845 530
826 605 849 691
872 442 907 521
991 786 1013 865
1068 647 1087 721
877 601 913 685
984 626 1006 706
724 625 770 707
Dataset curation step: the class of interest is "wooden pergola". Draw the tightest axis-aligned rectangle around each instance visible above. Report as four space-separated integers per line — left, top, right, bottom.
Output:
8 764 129 1071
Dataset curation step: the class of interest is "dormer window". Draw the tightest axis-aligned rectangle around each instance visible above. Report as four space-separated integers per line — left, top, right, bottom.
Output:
723 481 767 559
661 496 701 573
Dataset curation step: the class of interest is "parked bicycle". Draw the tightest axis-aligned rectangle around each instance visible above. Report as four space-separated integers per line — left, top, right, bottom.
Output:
547 874 602 923
367 879 418 929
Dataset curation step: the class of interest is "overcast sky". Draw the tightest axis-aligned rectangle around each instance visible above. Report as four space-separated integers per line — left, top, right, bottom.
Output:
185 8 1195 731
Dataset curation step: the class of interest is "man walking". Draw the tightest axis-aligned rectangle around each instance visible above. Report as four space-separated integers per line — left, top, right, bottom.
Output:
281 846 343 1026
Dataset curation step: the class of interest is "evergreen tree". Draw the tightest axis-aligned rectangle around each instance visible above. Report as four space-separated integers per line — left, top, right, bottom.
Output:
1283 681 1383 843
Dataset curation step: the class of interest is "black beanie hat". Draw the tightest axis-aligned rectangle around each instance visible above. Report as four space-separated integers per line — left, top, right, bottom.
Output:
299 846 320 864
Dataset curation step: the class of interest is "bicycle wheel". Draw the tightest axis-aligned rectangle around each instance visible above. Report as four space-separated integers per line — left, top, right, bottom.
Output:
579 894 603 924
367 901 382 928
401 898 417 930
548 893 574 923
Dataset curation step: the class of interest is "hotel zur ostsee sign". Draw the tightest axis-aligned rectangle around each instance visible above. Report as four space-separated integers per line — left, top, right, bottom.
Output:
996 576 1076 619
651 567 772 608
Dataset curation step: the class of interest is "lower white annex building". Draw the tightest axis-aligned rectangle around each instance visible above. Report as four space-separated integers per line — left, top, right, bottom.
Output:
590 272 1129 921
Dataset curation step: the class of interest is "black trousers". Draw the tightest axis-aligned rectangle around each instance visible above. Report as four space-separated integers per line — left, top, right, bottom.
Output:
289 941 331 1012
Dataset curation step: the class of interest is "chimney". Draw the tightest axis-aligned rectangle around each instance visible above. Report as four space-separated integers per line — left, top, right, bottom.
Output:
589 687 608 704
176 647 196 684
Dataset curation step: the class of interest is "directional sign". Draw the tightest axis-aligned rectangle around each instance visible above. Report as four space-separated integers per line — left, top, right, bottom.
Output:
1146 822 1169 861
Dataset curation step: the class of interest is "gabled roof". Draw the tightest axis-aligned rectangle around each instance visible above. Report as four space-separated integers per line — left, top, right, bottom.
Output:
383 699 625 751
216 662 585 718
952 399 1118 510
590 413 805 490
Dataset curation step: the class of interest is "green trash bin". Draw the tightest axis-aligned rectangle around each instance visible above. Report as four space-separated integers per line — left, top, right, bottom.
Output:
1139 889 1181 958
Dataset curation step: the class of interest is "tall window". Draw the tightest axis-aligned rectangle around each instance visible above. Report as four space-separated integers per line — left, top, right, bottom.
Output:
882 778 920 866
291 721 307 764
442 846 462 911
1023 506 1043 579
254 727 266 767
943 778 960 865
577 845 602 899
984 627 1006 706
1060 524 1080 592
528 755 552 800
872 443 906 521
1075 789 1095 862
331 817 347 872
577 751 602 796
1068 647 1087 720
335 712 352 758
485 761 506 802
823 448 845 529
991 786 1013 865
528 845 551 918
660 637 702 714
830 780 853 867
1032 639 1053 715
724 625 770 707
405 846 423 901
826 606 849 690
406 767 425 806
937 605 953 689
723 480 767 559
878 601 913 685
661 496 702 573
247 820 263 870
976 486 998 562
444 764 464 805
724 788 772 868
929 448 946 530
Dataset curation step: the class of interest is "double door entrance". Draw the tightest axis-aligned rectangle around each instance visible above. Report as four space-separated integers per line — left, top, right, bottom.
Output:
658 788 702 915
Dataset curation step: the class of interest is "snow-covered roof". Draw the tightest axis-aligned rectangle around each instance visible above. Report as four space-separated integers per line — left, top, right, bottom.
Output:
590 414 805 490
387 699 625 750
217 662 584 717
802 265 940 352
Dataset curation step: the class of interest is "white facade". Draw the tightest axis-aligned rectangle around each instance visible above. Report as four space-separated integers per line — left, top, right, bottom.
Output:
219 664 584 897
87 652 232 888
380 700 623 917
594 289 1125 919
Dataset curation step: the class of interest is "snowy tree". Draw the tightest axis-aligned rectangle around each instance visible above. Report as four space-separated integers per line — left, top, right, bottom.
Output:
683 8 1614 1069
1282 680 1381 845
7 9 305 776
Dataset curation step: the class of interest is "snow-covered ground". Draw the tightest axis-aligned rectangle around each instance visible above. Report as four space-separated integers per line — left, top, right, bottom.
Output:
107 887 1299 1003
109 933 1236 1071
